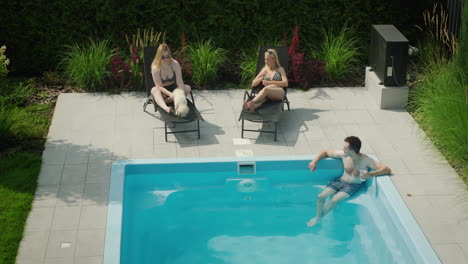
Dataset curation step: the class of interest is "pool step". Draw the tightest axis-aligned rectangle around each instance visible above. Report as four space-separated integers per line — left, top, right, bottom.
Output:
225 177 271 192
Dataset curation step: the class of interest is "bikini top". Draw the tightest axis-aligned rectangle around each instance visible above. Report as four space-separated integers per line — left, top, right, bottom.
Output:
264 71 282 81
160 63 176 83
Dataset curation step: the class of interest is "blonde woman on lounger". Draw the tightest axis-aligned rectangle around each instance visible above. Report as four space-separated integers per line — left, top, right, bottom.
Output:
151 43 191 113
243 48 288 112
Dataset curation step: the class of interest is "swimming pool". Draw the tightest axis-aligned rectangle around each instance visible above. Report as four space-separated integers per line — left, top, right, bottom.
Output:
104 156 440 264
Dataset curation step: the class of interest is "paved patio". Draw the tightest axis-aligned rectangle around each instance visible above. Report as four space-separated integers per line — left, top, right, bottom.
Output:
16 87 468 264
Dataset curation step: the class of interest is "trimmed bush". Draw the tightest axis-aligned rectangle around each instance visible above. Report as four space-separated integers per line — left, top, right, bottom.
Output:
0 0 437 74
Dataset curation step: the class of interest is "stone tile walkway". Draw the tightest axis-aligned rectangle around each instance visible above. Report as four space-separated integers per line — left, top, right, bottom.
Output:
16 88 468 264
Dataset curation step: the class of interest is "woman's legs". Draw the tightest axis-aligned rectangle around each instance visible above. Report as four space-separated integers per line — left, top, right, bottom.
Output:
244 86 285 112
151 86 172 113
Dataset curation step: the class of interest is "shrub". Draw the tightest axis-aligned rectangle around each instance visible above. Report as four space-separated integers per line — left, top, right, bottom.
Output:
0 45 9 78
0 45 10 93
288 25 326 88
42 70 63 86
0 105 15 149
125 29 165 90
108 48 132 90
0 80 35 107
3 0 410 74
291 53 326 89
239 51 257 85
173 31 193 82
311 26 360 81
410 65 467 180
125 28 165 60
410 3 468 181
188 39 226 88
60 38 115 92
129 61 144 91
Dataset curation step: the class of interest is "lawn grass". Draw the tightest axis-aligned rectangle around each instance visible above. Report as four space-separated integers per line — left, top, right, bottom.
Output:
0 153 41 264
0 77 53 263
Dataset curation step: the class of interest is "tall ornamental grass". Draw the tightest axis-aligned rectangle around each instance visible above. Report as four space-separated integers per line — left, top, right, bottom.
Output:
410 3 468 181
188 39 226 88
310 27 360 81
417 3 458 72
239 52 257 85
60 38 115 92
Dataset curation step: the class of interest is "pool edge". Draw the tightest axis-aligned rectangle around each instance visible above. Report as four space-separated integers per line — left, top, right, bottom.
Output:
104 155 441 264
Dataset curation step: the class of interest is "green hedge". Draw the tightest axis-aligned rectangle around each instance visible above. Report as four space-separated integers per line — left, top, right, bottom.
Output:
1 0 435 74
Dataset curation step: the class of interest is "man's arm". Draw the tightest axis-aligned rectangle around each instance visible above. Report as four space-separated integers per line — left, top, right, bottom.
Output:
308 150 343 172
363 157 391 179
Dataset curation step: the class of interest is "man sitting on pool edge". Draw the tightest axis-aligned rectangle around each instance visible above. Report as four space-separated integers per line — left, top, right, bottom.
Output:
306 136 391 227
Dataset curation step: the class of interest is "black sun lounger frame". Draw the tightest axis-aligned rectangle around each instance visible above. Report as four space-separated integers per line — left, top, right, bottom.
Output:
238 46 290 141
142 46 203 142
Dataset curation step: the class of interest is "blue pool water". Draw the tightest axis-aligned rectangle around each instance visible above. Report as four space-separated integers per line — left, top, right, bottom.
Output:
105 157 440 264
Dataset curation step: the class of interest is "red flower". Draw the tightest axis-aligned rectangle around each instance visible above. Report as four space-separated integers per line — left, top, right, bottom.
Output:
130 41 140 64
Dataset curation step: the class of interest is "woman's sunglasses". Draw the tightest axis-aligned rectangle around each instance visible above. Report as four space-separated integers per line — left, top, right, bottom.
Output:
265 50 276 57
161 55 170 59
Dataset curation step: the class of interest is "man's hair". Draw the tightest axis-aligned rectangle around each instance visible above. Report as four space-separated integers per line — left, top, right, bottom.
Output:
344 136 361 154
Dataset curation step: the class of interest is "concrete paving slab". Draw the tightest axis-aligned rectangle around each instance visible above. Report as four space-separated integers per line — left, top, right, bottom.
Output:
43 257 73 264
83 183 109 206
45 230 77 258
51 206 81 230
74 256 103 264
25 207 54 231
56 184 84 207
42 147 67 165
33 185 59 208
16 230 49 262
18 88 468 264
79 205 107 229
433 244 468 264
61 164 87 185
459 244 468 259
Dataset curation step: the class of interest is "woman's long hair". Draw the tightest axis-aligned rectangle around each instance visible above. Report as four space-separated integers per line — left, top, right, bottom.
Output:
152 43 172 70
263 48 282 70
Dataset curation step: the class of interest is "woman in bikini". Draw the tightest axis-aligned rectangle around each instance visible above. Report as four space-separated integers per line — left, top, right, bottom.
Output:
151 43 191 113
243 48 288 112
